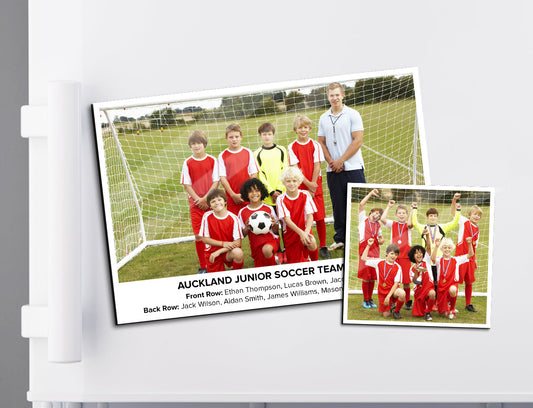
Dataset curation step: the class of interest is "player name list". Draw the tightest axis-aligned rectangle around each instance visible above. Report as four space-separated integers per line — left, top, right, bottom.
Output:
117 259 344 323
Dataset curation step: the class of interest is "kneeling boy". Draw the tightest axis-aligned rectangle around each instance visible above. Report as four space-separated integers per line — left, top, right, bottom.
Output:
199 189 244 273
361 239 405 319
276 167 318 264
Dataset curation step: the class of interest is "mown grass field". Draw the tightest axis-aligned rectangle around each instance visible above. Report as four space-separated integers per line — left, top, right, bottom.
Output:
100 98 424 281
118 222 343 282
346 293 488 325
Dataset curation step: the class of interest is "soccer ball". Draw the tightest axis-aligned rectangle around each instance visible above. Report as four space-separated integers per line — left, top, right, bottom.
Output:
248 211 272 235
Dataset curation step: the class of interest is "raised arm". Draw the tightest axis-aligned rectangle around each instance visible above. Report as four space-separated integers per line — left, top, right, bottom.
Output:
442 203 461 233
451 193 461 216
381 200 395 224
423 227 432 255
360 237 374 262
359 189 379 213
431 237 441 265
410 202 423 233
466 236 474 259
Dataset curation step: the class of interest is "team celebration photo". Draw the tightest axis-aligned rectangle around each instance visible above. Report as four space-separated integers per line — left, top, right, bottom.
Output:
343 184 493 328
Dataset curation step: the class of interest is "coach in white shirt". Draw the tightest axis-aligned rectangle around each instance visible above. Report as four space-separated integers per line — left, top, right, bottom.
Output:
318 82 365 250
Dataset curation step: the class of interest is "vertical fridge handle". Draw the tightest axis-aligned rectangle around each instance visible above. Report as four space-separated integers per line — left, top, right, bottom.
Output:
20 81 82 363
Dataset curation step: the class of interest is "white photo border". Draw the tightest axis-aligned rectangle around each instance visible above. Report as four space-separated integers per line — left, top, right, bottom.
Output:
92 69 429 324
343 183 494 329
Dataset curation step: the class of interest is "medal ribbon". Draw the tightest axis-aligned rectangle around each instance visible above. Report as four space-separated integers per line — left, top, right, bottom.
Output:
428 224 437 244
397 222 406 242
469 222 479 241
441 258 452 281
367 219 379 238
383 262 395 282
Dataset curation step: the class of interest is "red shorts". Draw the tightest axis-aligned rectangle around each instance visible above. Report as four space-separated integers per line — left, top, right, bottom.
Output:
189 200 207 235
358 258 377 280
437 283 458 313
396 257 412 284
312 192 326 222
458 259 477 284
412 281 434 316
205 252 232 273
285 240 311 264
226 194 248 216
252 239 280 267
378 290 399 313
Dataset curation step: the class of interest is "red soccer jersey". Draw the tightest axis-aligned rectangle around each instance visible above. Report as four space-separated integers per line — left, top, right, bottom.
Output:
199 211 243 256
218 147 259 195
456 215 479 260
238 204 279 258
384 219 411 258
366 258 402 297
358 211 381 258
181 154 219 199
435 255 469 290
276 190 317 247
287 139 324 194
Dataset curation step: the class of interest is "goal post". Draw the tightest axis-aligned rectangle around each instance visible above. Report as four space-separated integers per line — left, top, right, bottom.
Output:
93 69 428 271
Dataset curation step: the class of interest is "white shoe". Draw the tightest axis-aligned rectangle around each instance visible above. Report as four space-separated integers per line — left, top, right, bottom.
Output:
328 242 344 251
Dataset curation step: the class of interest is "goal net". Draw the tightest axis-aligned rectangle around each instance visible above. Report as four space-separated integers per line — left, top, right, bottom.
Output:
347 186 492 297
93 70 427 270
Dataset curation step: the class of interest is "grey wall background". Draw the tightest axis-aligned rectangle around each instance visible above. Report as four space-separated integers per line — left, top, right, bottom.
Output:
1 0 532 407
1 0 29 407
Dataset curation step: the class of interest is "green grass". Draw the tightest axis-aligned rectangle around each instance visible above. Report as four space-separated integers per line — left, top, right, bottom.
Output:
118 221 344 282
102 98 424 273
346 293 488 325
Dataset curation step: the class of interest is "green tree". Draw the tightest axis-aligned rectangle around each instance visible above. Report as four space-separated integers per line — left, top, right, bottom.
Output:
149 107 176 129
252 97 279 117
285 90 305 111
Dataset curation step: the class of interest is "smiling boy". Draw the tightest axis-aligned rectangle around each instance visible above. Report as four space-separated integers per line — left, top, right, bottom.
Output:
358 189 385 309
276 167 318 264
218 123 259 215
181 130 220 274
288 114 328 259
455 196 483 312
199 189 244 273
381 200 414 309
431 236 474 319
361 239 406 319
254 122 287 212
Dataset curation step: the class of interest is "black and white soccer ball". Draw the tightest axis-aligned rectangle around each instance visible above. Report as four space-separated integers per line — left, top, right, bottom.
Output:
249 211 272 235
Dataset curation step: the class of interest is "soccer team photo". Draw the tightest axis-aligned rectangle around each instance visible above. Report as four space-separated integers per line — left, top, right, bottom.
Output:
343 184 493 328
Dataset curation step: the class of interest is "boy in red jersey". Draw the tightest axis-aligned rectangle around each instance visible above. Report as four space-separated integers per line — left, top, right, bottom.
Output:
358 189 385 309
408 228 436 321
288 114 329 260
199 189 244 273
181 130 220 274
361 239 406 319
238 178 280 267
276 167 318 264
381 200 414 309
218 123 259 215
455 197 483 312
410 194 461 311
431 235 474 319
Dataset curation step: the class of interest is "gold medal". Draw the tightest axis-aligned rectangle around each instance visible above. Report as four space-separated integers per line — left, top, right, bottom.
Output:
383 282 387 287
443 279 446 283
